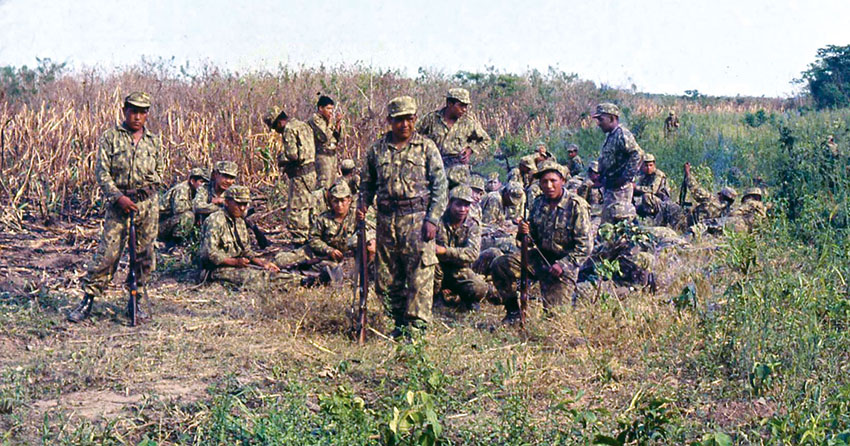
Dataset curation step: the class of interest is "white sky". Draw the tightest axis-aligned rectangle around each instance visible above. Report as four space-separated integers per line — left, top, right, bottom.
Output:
1 0 848 97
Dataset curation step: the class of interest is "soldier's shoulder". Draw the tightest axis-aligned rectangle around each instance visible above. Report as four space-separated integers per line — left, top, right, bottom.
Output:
206 209 228 226
656 169 667 178
567 191 590 210
414 132 440 152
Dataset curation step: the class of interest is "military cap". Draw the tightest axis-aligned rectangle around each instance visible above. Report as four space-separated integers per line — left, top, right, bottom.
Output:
486 172 502 191
719 186 738 200
518 155 538 172
388 95 417 117
263 107 288 129
214 161 238 177
743 187 763 198
566 143 579 152
644 153 656 163
504 182 524 204
328 180 352 199
447 88 471 104
534 159 569 179
340 159 356 171
469 175 486 191
446 165 470 187
588 160 600 173
189 167 210 181
592 102 620 118
224 185 251 203
669 110 676 116
124 91 152 108
449 184 475 203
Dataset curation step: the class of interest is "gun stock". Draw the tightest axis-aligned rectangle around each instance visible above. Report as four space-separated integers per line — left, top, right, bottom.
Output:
127 212 138 327
357 219 368 344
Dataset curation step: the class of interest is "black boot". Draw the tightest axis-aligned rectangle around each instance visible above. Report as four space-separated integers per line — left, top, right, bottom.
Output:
67 294 94 323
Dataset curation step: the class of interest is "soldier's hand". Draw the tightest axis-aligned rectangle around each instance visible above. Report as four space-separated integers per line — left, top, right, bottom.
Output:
236 257 251 268
330 249 344 261
435 244 447 255
422 221 437 241
549 263 564 278
460 147 472 164
264 262 280 273
117 195 138 214
366 239 376 255
518 220 530 235
356 206 367 221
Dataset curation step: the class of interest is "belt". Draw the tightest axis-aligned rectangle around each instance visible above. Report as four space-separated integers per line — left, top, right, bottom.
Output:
377 196 428 216
120 186 157 202
287 162 315 178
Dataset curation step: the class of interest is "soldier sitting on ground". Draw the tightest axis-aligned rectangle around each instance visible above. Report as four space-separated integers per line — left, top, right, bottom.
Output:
485 172 501 192
480 181 525 225
434 185 496 312
193 161 237 222
565 143 584 177
683 162 736 226
159 167 208 244
340 159 360 195
468 174 487 222
728 187 768 232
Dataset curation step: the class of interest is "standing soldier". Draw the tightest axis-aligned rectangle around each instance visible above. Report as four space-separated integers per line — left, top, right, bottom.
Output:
273 109 318 244
193 161 237 222
593 103 644 224
358 96 448 336
309 95 344 190
159 167 208 243
491 161 592 323
565 143 584 177
416 88 490 171
664 110 679 137
68 92 164 323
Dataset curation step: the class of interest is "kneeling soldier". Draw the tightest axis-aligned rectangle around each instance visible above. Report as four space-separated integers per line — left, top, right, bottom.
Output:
307 181 376 277
491 161 592 323
159 167 208 242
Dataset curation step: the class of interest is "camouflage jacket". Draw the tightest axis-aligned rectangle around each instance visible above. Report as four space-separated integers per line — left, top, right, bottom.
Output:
686 175 732 221
577 179 603 206
95 124 164 206
161 180 195 217
416 108 491 157
480 191 504 225
360 132 447 225
199 209 258 268
730 200 767 229
278 118 316 167
635 170 670 200
528 188 592 270
308 209 375 256
193 181 224 217
566 156 584 177
598 125 643 190
436 214 481 269
308 113 342 156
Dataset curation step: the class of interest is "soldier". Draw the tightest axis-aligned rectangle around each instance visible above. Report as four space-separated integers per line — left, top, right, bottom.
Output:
468 174 487 222
683 162 736 225
446 165 470 190
592 103 644 224
358 96 448 336
309 95 344 190
340 159 360 195
434 185 495 311
69 92 164 323
729 187 767 231
485 172 502 192
491 161 592 323
664 110 680 137
565 143 584 177
634 153 670 216
576 161 603 206
274 108 318 244
193 161 237 221
534 142 553 168
416 88 491 171
199 186 298 287
480 181 524 225
307 180 376 274
159 167 208 243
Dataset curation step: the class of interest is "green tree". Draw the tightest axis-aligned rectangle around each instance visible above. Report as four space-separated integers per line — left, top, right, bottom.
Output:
800 44 850 109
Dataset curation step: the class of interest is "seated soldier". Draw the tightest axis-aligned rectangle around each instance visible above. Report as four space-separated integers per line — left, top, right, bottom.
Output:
565 143 584 177
728 187 768 231
577 161 603 206
434 185 495 311
633 153 670 209
446 164 470 190
194 161 237 222
480 181 525 225
340 159 360 195
485 172 501 192
683 162 736 225
199 186 299 287
491 161 592 323
468 174 486 222
159 167 208 243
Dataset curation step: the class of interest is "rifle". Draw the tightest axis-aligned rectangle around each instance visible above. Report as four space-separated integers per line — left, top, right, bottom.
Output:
356 218 368 344
519 208 529 326
244 208 272 249
679 164 692 209
127 212 139 326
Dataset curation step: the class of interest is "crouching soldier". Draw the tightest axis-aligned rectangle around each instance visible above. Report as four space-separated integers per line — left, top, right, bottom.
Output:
491 161 592 323
159 167 208 243
434 185 495 311
199 186 298 287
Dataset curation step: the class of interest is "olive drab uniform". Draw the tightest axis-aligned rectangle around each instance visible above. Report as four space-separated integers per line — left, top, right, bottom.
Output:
434 208 491 308
416 109 490 170
159 180 196 240
360 121 447 327
491 187 592 311
309 112 342 190
82 123 164 298
279 118 318 244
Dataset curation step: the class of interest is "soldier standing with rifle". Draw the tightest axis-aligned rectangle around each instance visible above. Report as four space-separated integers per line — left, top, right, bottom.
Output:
593 103 644 224
69 92 163 323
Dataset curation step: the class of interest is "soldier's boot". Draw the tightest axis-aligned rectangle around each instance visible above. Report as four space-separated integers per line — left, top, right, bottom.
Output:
67 294 94 323
501 295 521 325
136 287 150 320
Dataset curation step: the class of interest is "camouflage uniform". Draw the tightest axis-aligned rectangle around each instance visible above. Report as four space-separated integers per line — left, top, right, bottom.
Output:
686 175 735 224
340 159 360 195
434 186 491 308
634 158 670 215
480 182 524 225
81 98 164 300
565 144 584 177
594 104 643 223
309 112 343 190
728 188 767 231
416 89 490 170
279 118 318 244
159 167 208 241
360 96 448 327
664 111 679 136
193 161 237 221
307 182 376 264
491 181 592 312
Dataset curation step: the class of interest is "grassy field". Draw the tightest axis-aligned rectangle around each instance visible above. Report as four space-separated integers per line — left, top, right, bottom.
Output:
1 65 849 445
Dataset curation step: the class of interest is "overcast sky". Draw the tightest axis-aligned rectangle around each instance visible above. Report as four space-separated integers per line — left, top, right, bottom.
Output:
1 0 848 97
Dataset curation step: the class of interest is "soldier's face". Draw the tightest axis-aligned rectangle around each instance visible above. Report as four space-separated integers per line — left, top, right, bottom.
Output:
471 188 483 202
189 177 205 191
225 199 248 218
568 150 577 158
319 104 334 121
446 100 468 119
215 173 236 192
643 161 656 175
539 172 565 200
594 113 617 132
331 196 352 217
449 198 470 222
123 106 148 132
388 115 416 141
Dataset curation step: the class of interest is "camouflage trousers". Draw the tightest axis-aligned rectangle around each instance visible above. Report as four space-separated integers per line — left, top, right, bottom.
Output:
601 182 636 223
315 153 338 191
490 252 578 312
208 266 301 289
158 210 194 241
82 197 158 297
286 172 318 244
375 211 436 326
434 264 490 305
